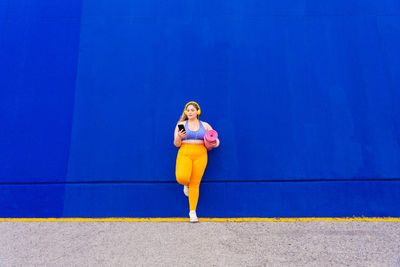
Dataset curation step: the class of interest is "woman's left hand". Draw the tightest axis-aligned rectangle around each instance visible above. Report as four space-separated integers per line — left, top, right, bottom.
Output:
210 139 219 148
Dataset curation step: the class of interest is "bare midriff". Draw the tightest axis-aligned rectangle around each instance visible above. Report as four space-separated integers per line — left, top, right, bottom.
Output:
181 139 204 145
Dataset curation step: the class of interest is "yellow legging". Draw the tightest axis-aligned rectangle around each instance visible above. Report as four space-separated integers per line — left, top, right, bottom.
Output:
175 143 208 211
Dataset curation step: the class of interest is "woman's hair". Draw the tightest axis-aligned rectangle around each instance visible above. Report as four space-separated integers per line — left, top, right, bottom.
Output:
178 103 200 122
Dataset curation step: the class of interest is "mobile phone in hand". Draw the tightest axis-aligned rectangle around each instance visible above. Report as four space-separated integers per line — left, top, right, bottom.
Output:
178 124 186 133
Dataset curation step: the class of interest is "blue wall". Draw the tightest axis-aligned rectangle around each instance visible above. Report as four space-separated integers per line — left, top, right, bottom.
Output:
1 0 399 217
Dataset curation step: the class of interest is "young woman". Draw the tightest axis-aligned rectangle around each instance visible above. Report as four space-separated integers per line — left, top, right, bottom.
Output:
173 101 220 222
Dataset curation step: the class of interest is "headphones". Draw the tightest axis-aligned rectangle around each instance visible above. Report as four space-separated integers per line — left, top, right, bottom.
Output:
184 101 201 116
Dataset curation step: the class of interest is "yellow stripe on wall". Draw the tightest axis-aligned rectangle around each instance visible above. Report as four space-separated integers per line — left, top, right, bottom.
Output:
0 217 400 222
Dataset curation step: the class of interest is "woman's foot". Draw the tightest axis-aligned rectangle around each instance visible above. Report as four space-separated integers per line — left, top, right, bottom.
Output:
189 210 198 223
183 185 189 197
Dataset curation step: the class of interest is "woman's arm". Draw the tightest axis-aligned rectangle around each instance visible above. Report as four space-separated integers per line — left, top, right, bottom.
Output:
174 125 181 147
174 123 187 147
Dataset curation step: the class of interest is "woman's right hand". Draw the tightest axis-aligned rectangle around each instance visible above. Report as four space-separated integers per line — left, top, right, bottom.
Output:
177 129 187 140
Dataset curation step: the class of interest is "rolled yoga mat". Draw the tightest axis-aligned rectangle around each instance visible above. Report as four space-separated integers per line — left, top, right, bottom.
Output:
204 129 218 150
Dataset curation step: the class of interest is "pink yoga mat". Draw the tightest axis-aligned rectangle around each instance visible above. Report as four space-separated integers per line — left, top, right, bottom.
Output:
204 129 218 150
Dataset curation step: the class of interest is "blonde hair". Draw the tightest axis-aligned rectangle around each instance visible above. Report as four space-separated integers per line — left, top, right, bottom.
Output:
178 102 200 123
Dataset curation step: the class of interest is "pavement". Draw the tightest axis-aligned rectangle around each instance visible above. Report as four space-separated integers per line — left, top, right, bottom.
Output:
1 221 400 266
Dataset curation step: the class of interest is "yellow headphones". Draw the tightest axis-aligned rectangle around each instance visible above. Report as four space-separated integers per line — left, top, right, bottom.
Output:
184 101 201 116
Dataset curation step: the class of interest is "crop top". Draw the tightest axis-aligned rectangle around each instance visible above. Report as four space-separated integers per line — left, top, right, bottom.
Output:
184 120 206 141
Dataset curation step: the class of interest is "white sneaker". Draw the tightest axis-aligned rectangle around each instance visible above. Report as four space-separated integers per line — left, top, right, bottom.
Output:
189 210 198 223
183 185 189 197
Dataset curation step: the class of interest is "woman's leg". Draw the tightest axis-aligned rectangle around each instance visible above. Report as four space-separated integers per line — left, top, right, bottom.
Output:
189 152 208 211
175 150 192 186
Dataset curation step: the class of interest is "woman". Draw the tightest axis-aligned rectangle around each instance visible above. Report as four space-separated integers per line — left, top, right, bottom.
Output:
174 101 220 222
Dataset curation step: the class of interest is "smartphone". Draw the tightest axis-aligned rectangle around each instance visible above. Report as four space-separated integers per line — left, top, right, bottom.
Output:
178 124 186 133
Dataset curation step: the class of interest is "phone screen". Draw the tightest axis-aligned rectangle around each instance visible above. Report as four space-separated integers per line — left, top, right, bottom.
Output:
178 124 186 132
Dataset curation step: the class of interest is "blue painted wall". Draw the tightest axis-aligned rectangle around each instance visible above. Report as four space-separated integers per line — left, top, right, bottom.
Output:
1 0 399 217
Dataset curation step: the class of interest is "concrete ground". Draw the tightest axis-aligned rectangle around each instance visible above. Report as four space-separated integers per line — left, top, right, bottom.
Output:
0 221 399 266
